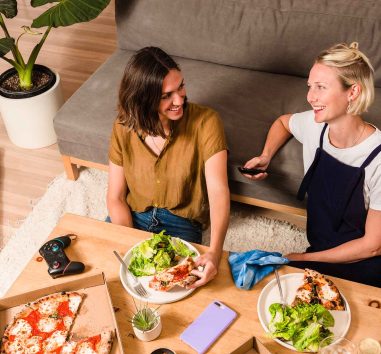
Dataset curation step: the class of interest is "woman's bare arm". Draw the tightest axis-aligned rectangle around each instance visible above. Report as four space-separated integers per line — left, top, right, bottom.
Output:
106 161 134 227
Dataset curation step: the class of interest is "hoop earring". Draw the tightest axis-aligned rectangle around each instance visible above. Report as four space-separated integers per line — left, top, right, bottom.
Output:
346 100 352 114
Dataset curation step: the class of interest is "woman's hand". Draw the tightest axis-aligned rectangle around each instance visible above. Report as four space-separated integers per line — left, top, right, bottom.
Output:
242 155 270 180
187 251 221 288
241 114 293 181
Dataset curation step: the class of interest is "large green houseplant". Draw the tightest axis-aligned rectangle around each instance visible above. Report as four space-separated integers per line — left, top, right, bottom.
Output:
0 0 110 148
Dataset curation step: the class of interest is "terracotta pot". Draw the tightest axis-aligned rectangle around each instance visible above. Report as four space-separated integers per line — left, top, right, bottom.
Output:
0 66 64 149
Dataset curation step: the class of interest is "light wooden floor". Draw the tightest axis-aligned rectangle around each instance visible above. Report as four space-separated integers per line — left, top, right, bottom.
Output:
0 1 305 246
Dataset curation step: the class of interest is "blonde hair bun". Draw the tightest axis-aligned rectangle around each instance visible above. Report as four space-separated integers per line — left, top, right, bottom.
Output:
349 42 359 50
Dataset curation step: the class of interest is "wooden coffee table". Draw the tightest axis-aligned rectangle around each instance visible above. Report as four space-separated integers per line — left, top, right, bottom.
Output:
5 214 381 353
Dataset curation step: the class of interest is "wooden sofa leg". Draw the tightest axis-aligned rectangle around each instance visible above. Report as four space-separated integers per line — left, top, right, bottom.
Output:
62 155 79 180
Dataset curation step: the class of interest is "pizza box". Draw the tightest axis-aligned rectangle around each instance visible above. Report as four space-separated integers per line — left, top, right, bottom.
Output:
0 272 124 354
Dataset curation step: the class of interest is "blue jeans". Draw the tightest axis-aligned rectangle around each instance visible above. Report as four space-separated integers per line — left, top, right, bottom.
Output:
105 208 202 244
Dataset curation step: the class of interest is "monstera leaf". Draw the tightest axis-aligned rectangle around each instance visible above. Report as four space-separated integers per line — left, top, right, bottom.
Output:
0 0 17 18
0 37 14 57
31 0 110 28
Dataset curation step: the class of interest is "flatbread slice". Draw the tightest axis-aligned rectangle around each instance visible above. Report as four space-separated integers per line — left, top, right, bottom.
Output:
292 268 345 311
149 257 199 291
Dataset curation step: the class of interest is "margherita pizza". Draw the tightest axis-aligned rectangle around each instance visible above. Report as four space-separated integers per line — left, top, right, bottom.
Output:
149 257 199 291
292 268 345 311
0 292 114 354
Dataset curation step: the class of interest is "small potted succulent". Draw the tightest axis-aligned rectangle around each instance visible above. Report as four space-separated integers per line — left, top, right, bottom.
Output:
129 300 162 342
0 0 110 148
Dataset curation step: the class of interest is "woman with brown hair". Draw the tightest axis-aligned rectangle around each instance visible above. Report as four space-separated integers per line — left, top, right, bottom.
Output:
242 43 381 287
107 47 230 287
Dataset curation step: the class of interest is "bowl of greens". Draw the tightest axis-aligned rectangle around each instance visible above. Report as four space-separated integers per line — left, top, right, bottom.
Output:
119 231 200 304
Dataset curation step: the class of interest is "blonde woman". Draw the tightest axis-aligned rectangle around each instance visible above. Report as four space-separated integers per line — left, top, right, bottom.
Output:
243 43 381 287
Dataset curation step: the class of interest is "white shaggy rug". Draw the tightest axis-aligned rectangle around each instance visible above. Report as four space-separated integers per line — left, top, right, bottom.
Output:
0 168 309 297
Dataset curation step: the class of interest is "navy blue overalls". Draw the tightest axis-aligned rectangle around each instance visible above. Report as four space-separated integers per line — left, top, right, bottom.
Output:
289 124 381 287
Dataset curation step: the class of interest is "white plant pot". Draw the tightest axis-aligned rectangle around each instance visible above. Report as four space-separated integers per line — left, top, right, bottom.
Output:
0 71 64 149
132 310 162 342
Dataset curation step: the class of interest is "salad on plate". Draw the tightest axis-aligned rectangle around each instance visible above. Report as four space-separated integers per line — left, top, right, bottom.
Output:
128 230 196 277
268 302 334 352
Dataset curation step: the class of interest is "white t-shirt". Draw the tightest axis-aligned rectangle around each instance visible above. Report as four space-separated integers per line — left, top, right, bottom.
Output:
289 110 381 211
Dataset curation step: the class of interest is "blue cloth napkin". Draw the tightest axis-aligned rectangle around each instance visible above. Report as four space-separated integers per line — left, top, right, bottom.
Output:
228 250 289 290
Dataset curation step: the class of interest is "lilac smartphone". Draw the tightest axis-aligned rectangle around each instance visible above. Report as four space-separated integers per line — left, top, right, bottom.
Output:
180 301 237 353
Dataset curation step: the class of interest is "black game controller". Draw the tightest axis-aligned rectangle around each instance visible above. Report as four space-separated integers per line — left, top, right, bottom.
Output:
39 234 85 279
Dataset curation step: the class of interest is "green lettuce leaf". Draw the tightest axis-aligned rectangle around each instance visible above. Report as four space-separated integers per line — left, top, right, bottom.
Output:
128 255 156 276
138 241 155 259
293 322 322 351
153 249 172 270
169 237 196 257
150 230 171 249
315 304 335 327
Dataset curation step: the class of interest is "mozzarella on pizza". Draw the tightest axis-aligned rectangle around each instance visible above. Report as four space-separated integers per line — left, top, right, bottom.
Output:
42 330 67 351
37 317 59 333
7 319 33 339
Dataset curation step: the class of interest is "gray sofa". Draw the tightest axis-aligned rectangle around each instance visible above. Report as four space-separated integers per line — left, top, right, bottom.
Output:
54 0 381 215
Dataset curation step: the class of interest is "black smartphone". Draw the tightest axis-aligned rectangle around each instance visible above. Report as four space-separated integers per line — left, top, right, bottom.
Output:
238 167 266 175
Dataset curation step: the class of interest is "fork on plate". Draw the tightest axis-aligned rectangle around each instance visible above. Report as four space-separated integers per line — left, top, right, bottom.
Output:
113 250 149 298
275 268 287 308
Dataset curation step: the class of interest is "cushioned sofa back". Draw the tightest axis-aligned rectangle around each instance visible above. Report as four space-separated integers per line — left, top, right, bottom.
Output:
116 0 381 87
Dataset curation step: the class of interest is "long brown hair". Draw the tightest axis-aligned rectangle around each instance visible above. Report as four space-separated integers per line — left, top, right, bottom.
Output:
117 47 183 137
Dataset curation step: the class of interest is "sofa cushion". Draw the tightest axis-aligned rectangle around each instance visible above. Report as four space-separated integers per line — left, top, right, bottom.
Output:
116 0 381 87
54 51 124 164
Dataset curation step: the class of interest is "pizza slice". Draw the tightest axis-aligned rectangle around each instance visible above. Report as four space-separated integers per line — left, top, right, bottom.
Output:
292 269 345 311
61 330 114 354
1 291 83 354
149 257 199 291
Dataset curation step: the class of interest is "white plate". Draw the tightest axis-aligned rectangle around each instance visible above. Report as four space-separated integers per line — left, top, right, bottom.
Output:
257 273 351 352
119 238 200 304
